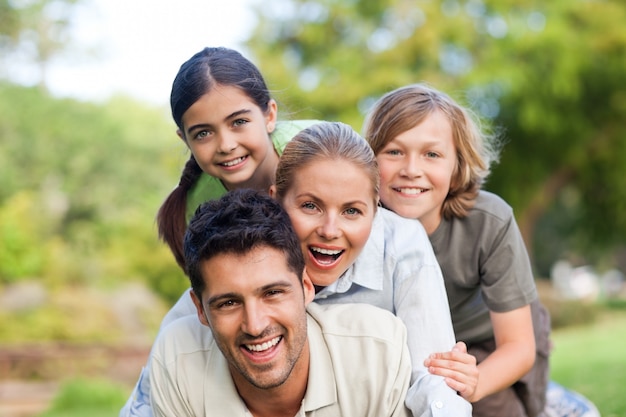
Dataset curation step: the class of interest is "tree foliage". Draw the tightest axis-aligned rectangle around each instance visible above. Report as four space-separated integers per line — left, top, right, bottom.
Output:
0 82 188 302
0 0 85 89
246 0 626 273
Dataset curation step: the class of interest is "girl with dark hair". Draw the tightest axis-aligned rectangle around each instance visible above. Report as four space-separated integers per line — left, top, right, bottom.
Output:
158 46 317 269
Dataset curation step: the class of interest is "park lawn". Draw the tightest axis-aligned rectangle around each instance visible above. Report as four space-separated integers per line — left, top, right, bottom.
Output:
549 309 626 417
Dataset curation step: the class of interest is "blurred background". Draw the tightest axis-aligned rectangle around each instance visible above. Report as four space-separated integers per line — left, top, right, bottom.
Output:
0 0 625 416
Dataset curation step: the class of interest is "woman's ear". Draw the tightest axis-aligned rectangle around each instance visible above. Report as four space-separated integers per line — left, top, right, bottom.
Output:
268 185 277 198
266 99 278 134
190 289 210 327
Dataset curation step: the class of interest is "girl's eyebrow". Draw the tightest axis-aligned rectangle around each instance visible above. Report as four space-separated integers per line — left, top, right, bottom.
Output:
186 109 253 135
223 108 252 122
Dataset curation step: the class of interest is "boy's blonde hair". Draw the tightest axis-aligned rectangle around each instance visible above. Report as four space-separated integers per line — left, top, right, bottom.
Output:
364 83 500 219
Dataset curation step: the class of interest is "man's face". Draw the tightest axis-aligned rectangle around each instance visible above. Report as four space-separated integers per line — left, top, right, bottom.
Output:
191 246 314 390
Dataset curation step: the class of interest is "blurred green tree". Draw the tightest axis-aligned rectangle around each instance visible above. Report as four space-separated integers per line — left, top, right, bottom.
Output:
0 82 188 300
246 0 626 273
0 0 84 91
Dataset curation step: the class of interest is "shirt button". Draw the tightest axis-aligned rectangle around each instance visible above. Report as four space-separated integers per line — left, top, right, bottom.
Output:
434 401 443 409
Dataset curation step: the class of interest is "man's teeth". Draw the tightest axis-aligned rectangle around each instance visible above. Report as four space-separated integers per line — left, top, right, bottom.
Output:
222 157 245 167
311 247 342 255
246 336 281 352
397 187 425 195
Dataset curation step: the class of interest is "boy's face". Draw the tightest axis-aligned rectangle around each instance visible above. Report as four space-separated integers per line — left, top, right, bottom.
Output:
191 245 314 391
375 110 457 234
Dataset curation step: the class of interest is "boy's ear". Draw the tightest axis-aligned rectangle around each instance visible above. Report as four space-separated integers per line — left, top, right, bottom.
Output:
190 289 210 327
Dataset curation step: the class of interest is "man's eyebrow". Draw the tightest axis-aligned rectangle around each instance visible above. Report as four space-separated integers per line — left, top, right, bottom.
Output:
206 280 295 306
207 292 239 307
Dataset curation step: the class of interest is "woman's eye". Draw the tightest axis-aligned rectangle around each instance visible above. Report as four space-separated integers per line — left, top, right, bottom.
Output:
425 151 439 158
233 119 248 127
344 207 362 216
301 202 317 210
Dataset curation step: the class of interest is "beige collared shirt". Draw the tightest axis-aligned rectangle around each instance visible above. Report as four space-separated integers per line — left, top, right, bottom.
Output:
150 302 411 417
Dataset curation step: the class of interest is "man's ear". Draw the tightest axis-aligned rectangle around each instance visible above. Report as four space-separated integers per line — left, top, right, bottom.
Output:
302 268 315 305
190 289 210 327
265 99 278 134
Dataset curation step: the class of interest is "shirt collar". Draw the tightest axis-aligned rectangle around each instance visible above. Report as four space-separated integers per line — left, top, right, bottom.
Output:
300 305 337 411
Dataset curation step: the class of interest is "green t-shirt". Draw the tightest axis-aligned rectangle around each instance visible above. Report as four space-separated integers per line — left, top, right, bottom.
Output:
185 120 319 222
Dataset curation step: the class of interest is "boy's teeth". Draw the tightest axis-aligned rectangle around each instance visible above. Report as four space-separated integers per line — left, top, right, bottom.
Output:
311 247 342 255
398 188 424 195
246 336 281 352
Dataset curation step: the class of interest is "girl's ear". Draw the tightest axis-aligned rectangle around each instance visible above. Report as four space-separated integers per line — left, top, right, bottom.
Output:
177 129 188 145
190 289 210 327
266 99 278 134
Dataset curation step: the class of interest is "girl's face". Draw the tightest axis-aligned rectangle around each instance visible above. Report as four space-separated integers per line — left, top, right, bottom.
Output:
277 158 376 287
179 85 278 191
376 110 457 234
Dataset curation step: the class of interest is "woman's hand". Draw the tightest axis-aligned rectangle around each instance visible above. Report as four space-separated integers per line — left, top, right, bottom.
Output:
424 341 479 402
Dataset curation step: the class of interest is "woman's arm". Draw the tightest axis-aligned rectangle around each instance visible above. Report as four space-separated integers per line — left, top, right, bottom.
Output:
394 262 473 416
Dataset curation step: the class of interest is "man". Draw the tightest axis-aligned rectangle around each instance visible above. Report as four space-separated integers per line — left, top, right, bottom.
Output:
149 189 412 417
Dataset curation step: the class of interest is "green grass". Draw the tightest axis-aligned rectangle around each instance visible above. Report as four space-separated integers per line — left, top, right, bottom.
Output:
36 378 127 417
549 309 626 417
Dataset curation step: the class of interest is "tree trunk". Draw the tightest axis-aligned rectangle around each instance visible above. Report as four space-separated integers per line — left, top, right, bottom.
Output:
517 166 574 267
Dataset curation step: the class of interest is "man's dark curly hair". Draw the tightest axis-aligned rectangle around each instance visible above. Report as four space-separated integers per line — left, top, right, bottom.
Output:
183 188 305 298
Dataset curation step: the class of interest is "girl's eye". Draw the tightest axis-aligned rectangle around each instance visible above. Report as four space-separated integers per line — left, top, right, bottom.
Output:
385 149 402 156
233 119 248 127
194 130 211 140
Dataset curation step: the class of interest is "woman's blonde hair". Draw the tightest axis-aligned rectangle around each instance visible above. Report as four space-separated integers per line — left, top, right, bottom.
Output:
274 121 379 208
364 83 500 219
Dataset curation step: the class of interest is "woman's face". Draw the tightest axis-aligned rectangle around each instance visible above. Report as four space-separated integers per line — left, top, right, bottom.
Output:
179 84 278 191
278 158 377 287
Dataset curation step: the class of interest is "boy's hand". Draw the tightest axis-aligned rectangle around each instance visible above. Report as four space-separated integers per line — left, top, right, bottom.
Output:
424 341 479 402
